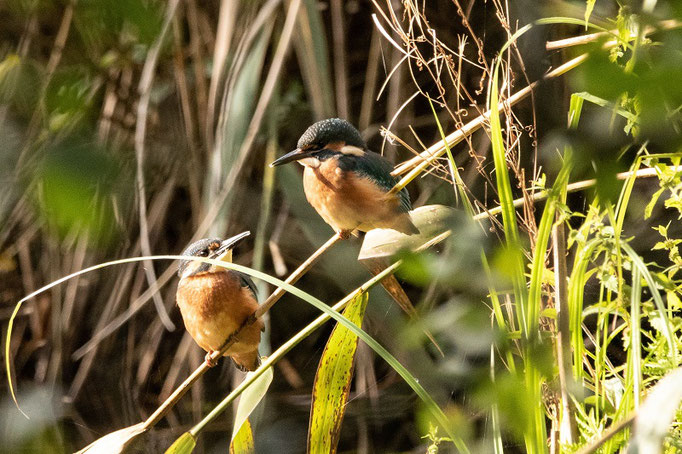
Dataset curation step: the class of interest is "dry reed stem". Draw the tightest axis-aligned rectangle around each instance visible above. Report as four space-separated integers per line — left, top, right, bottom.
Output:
134 0 182 332
205 0 239 149
546 19 681 51
390 53 588 180
552 218 577 445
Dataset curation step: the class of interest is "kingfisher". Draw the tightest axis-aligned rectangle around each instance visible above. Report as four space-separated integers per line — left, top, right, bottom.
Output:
176 232 263 371
270 118 419 238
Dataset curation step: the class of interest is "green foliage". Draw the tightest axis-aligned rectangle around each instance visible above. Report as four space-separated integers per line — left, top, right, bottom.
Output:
31 140 131 246
4 0 682 453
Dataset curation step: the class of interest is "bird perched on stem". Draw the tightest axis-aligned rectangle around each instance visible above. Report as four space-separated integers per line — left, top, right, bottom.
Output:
270 118 419 238
176 232 263 371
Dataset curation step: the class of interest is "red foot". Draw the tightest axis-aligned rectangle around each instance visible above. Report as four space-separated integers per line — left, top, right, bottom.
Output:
338 230 351 240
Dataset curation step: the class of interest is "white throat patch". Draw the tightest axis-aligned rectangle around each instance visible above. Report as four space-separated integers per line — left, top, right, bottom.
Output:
297 156 321 168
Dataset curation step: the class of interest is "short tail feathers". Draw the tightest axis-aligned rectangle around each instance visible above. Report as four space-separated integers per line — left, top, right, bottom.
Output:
232 351 261 372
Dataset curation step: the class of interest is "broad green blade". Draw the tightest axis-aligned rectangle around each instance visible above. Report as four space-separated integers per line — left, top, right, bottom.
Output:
230 367 274 442
165 432 196 454
308 292 368 454
358 205 456 260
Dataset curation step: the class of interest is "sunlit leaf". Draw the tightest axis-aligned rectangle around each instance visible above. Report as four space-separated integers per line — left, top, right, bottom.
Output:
165 432 196 454
230 366 273 444
75 423 147 454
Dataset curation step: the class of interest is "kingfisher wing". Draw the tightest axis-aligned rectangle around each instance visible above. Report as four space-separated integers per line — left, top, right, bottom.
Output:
338 151 412 212
237 272 259 300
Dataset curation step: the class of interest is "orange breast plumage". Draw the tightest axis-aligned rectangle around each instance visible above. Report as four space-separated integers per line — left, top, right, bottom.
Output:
176 270 263 370
302 156 416 234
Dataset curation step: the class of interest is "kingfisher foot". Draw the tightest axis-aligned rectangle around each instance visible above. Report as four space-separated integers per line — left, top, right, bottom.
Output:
204 352 218 367
338 230 352 240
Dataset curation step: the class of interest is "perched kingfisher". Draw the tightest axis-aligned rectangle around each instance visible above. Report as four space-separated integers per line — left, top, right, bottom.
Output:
176 232 264 371
270 118 419 238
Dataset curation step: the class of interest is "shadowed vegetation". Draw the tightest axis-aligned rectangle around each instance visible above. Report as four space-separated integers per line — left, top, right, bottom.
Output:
2 0 682 453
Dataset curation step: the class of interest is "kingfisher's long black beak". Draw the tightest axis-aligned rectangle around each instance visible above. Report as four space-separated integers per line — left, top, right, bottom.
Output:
269 148 311 167
213 231 250 259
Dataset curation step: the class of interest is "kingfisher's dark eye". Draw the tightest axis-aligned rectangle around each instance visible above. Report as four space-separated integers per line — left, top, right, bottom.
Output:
199 249 208 257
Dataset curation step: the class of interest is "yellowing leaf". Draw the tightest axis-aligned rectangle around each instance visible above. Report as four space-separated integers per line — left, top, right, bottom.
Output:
230 419 255 454
165 432 196 454
308 292 368 454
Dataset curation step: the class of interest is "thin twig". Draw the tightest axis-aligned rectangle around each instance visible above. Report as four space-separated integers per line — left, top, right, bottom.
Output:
390 53 588 180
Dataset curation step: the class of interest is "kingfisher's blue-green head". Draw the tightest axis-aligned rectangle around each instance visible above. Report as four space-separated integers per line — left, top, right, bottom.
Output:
177 232 250 279
270 118 367 167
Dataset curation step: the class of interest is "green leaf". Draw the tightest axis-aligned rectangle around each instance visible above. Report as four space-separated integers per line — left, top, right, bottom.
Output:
230 367 273 443
230 420 255 454
308 292 368 454
622 243 677 365
644 187 665 219
584 0 597 29
164 432 196 454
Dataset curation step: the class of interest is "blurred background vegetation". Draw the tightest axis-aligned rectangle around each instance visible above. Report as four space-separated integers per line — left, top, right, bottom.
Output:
2 0 682 452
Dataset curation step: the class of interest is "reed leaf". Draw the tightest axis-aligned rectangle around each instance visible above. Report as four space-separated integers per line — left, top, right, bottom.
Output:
230 367 273 443
308 292 368 454
621 243 677 365
230 419 255 454
165 432 196 454
489 55 544 454
74 423 147 454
